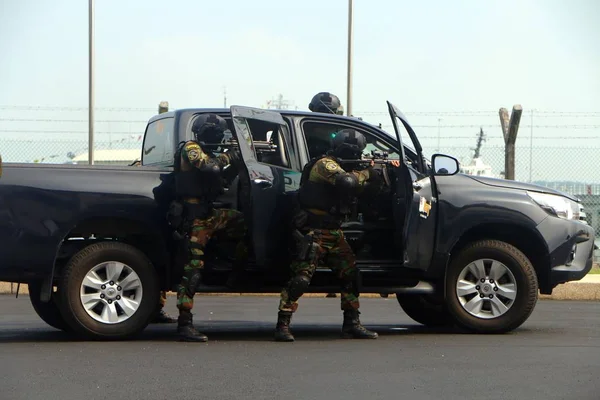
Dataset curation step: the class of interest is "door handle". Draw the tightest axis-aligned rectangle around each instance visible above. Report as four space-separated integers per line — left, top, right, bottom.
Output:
253 179 273 189
412 182 422 191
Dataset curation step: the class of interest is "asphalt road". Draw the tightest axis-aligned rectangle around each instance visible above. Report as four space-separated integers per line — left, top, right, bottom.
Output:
0 295 599 400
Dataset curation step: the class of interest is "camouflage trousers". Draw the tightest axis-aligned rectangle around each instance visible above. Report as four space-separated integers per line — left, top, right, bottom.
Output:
279 229 360 313
177 208 247 312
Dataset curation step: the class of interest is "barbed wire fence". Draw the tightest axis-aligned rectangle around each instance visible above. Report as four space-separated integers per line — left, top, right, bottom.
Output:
0 105 157 164
1 105 600 247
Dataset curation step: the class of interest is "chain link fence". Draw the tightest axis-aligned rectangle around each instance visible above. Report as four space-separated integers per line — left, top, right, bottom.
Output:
0 138 143 165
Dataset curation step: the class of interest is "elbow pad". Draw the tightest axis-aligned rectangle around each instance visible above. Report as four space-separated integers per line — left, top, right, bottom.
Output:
334 173 359 196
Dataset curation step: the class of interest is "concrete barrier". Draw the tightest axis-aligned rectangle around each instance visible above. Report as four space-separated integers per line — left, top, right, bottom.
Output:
2 271 599 300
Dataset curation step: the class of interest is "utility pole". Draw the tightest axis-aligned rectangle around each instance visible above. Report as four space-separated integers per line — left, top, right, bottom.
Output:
223 86 227 108
499 105 523 181
346 0 354 117
88 0 95 165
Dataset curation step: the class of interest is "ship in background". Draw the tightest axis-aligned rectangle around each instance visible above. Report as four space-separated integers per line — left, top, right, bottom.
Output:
459 127 495 178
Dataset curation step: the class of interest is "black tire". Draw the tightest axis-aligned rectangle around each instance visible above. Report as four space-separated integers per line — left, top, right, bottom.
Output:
58 241 160 340
28 280 72 332
445 239 538 334
396 293 455 327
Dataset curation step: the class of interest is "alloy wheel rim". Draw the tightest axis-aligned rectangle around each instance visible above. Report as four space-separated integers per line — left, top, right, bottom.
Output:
455 258 517 319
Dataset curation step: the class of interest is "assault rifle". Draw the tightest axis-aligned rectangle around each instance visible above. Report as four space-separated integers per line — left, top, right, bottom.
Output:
337 150 396 166
337 150 395 186
202 139 278 153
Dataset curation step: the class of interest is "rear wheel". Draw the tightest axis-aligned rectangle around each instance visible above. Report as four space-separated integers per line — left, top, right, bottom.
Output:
58 241 159 340
445 240 538 334
396 293 455 327
28 280 71 332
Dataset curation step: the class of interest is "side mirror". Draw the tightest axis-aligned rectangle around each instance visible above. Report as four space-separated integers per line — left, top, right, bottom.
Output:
431 154 459 176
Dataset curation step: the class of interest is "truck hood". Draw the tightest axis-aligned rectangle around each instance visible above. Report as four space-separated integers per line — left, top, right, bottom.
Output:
465 175 579 202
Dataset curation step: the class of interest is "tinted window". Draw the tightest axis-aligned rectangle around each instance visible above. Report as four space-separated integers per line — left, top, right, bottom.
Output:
301 121 400 162
142 117 175 166
227 116 294 170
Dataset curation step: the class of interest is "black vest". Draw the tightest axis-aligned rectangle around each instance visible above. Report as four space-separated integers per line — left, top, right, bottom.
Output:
174 143 223 202
297 157 356 216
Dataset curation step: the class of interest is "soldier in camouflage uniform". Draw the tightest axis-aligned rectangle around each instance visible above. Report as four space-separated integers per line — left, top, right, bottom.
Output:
308 91 343 300
274 128 384 342
173 113 247 342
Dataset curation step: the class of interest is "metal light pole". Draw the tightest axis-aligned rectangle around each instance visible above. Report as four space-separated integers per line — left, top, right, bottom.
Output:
346 0 353 117
88 0 95 165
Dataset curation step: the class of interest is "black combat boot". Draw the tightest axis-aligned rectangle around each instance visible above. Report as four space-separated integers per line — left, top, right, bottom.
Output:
274 311 295 342
341 309 378 339
177 311 208 342
151 308 177 324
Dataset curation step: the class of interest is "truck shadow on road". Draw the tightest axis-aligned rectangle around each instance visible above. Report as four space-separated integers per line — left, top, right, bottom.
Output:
0 322 534 343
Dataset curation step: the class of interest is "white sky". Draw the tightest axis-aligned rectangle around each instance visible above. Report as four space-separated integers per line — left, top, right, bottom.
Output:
1 0 599 181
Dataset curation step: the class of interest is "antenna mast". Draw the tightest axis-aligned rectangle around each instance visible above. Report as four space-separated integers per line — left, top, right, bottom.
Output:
472 127 486 161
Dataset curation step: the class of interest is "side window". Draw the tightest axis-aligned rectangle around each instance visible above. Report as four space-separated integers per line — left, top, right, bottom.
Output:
142 117 175 166
243 118 293 170
187 113 295 171
301 121 400 162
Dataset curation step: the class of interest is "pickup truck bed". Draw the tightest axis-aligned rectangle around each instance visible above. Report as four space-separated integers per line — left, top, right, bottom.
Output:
0 163 170 283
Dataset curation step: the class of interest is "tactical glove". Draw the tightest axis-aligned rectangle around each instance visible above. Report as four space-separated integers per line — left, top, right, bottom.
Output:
226 148 242 167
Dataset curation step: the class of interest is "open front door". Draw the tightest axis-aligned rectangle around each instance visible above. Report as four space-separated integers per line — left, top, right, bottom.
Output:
387 101 437 271
229 106 299 270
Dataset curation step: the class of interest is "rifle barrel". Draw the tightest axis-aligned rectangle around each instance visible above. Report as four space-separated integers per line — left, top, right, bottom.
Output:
203 141 277 150
337 159 391 164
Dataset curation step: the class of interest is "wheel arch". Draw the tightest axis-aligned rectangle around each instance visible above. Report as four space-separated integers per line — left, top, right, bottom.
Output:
445 222 551 295
46 216 171 301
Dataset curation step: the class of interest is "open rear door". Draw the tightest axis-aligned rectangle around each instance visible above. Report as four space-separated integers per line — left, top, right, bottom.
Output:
229 106 299 270
387 101 437 271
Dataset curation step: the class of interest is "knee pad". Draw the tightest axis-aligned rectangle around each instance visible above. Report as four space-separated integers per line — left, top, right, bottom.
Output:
183 270 202 298
287 274 311 300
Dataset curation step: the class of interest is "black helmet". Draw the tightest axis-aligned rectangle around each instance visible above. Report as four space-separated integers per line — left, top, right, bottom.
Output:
191 113 228 148
331 129 366 159
309 92 343 115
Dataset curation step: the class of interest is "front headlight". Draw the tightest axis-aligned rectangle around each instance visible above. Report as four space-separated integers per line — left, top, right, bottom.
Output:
527 191 581 221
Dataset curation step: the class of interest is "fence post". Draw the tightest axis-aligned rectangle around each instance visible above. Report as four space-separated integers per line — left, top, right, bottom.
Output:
158 101 169 114
499 105 522 180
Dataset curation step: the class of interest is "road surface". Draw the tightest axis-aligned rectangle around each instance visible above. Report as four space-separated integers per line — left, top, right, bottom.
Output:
0 295 598 400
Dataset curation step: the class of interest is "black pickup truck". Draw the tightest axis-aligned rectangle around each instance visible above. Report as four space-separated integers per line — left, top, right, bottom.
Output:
0 101 594 340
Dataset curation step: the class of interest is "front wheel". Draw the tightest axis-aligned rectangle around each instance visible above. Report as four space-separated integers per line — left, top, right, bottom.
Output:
58 242 160 340
445 239 538 334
